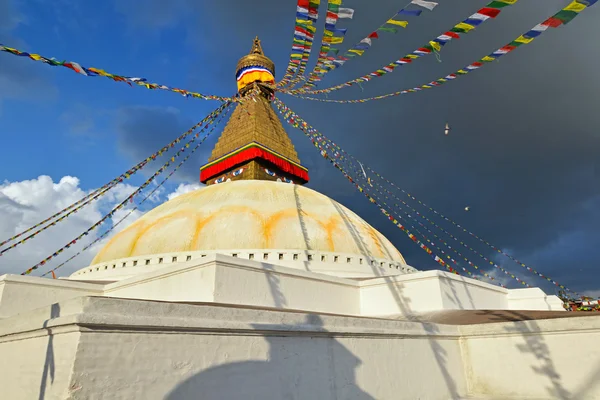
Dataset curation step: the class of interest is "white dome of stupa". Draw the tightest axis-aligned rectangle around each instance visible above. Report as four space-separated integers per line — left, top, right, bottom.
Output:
70 180 416 281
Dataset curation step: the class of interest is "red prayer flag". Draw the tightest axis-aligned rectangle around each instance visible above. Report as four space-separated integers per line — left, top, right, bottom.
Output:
417 47 432 53
444 31 461 39
298 0 310 7
542 17 563 28
368 31 379 39
472 62 483 67
477 7 501 18
400 57 412 63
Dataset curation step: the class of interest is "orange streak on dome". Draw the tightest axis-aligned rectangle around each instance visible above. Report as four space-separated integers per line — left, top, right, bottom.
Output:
129 210 203 256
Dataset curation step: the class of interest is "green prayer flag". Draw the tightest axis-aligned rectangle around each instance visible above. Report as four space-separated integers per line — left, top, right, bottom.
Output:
378 27 398 33
507 40 524 47
487 1 512 8
553 10 579 24
450 27 467 33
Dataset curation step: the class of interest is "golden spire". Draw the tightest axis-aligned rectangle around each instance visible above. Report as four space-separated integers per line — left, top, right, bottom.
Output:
250 36 263 55
199 38 309 186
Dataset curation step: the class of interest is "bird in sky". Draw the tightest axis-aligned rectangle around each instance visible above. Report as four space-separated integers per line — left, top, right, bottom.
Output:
444 122 450 136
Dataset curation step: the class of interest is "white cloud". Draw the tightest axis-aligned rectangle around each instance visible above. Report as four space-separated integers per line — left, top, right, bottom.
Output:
0 175 178 278
167 182 203 200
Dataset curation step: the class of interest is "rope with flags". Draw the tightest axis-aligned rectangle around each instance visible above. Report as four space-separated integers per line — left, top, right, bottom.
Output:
274 97 586 296
0 44 236 102
296 0 439 92
284 0 518 95
294 0 356 90
273 98 462 276
20 101 234 276
278 0 323 88
39 104 234 278
0 103 229 257
305 130 531 288
285 0 596 102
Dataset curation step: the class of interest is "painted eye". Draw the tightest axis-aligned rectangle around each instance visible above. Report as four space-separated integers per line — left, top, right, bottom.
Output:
264 169 277 177
232 168 244 177
283 178 293 184
214 177 225 184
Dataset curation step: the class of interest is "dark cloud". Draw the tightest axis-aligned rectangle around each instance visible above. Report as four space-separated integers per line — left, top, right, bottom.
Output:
113 0 600 294
0 0 58 110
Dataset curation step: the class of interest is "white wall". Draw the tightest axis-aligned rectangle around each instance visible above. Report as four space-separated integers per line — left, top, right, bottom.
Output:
0 275 102 318
0 296 598 400
461 316 600 399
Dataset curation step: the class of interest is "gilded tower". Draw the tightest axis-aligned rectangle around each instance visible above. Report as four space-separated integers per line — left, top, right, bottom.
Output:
200 37 309 185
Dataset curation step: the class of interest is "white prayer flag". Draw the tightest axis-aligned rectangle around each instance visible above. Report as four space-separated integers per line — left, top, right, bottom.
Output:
338 8 354 19
410 0 438 11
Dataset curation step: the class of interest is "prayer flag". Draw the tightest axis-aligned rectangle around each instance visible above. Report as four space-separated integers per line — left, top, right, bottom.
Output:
386 19 408 27
397 9 422 16
338 8 354 18
410 0 438 10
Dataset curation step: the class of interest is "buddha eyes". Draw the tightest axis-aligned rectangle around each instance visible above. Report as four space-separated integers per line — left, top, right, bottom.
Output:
232 168 244 177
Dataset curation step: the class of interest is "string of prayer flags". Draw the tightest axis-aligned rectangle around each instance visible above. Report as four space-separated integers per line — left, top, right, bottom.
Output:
275 99 574 291
280 109 522 287
1 103 230 256
366 184 494 284
295 0 438 91
286 0 596 104
312 143 513 286
290 0 354 90
272 98 462 276
284 0 517 96
336 159 524 287
20 102 234 276
279 0 322 87
321 153 499 284
40 106 234 278
290 108 585 296
0 45 234 102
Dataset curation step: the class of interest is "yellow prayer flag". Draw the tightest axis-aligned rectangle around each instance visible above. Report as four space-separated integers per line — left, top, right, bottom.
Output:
457 69 468 74
386 19 408 27
563 1 586 12
348 49 364 55
30 54 43 60
329 0 342 4
429 41 441 52
481 56 495 62
323 30 333 37
296 18 313 25
454 22 474 32
497 0 518 4
514 35 533 44
323 36 344 44
422 85 432 89
406 54 419 59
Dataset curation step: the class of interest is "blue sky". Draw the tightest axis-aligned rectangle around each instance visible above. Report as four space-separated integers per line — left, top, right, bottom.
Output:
1 0 599 296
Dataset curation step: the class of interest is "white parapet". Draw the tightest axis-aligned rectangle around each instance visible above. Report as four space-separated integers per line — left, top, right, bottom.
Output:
0 254 564 320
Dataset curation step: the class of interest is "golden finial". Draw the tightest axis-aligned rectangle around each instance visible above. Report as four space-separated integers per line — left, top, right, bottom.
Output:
250 36 263 55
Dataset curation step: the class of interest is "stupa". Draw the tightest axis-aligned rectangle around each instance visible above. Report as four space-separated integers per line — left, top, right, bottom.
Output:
0 38 598 400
